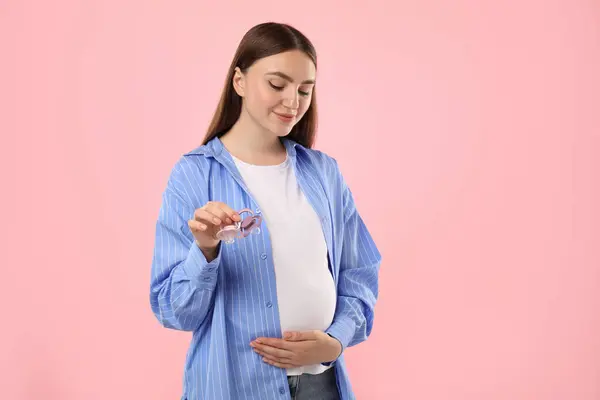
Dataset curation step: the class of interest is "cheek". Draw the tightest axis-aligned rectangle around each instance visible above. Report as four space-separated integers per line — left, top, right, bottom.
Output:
297 98 312 116
249 84 280 112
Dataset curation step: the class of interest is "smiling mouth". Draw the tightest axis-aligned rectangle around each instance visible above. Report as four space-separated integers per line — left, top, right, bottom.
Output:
274 112 296 118
274 112 296 122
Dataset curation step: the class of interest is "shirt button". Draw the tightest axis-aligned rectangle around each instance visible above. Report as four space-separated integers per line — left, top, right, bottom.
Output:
266 302 272 308
203 276 211 281
207 267 214 272
279 387 285 394
260 253 267 260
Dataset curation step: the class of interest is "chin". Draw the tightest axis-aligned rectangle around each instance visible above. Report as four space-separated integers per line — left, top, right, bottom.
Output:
267 122 296 138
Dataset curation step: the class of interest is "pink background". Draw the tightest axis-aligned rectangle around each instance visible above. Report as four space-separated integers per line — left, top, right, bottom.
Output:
2 1 599 399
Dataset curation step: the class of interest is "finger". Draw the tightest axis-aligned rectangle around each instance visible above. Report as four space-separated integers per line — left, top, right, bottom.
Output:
251 343 294 359
253 349 289 363
264 358 297 369
204 202 240 225
283 330 318 342
260 354 299 369
203 203 232 224
212 202 241 223
188 220 207 232
194 208 224 226
254 338 292 350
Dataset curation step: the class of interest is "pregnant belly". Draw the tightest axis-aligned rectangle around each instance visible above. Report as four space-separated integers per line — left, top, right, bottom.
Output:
275 271 337 333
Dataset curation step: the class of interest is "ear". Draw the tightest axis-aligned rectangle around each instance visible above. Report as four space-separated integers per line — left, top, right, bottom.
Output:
232 67 245 97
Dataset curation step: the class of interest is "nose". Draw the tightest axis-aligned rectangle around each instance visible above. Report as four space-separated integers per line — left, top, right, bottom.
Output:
282 88 299 110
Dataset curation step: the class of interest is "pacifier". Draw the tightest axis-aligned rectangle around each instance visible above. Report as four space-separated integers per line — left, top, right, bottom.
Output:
215 208 263 244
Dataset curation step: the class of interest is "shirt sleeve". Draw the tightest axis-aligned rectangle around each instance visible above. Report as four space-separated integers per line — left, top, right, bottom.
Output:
149 158 222 332
325 160 382 361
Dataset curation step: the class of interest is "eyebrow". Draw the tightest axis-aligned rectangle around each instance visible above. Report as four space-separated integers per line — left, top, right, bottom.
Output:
265 71 315 84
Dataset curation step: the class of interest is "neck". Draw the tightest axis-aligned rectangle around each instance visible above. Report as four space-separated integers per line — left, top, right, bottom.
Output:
220 110 287 165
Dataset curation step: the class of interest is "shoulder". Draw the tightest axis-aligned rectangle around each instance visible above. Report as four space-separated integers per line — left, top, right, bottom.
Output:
164 144 214 194
290 141 343 179
290 142 352 206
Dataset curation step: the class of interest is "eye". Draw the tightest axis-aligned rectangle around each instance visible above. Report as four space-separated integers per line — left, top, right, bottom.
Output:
268 81 284 91
269 81 312 97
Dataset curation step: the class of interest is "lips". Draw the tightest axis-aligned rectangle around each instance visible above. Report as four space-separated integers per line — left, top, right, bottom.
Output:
274 112 296 122
276 113 295 118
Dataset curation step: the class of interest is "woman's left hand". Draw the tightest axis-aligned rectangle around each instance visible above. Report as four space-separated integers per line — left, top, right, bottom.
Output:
250 330 342 368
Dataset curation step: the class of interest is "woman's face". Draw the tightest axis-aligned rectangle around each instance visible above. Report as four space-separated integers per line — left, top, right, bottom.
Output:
233 50 316 138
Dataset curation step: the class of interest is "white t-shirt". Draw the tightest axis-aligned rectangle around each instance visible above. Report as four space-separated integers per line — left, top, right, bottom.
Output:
232 153 337 376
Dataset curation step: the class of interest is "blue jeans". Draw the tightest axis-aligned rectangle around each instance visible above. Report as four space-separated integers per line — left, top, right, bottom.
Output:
287 367 340 400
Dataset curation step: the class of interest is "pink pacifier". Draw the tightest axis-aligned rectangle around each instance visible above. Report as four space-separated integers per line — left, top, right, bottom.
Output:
215 208 263 244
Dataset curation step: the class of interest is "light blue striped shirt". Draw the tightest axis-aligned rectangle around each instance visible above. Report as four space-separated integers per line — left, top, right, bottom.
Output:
150 137 382 400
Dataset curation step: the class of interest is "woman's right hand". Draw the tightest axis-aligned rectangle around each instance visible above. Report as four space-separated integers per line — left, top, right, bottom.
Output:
188 201 241 257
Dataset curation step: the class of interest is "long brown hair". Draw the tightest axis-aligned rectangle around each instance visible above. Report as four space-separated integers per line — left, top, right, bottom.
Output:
201 22 318 148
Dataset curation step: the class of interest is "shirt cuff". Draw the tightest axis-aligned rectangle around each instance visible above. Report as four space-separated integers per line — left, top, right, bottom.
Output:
181 242 222 289
323 316 356 364
321 333 343 366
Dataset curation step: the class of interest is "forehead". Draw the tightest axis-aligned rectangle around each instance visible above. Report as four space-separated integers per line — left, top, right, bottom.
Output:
249 50 316 81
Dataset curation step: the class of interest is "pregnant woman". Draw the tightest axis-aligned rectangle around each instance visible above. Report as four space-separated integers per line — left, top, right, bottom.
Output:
150 21 382 400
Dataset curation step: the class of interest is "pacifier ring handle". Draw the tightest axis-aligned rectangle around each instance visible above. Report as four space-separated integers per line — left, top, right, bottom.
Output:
216 208 263 244
237 208 254 216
